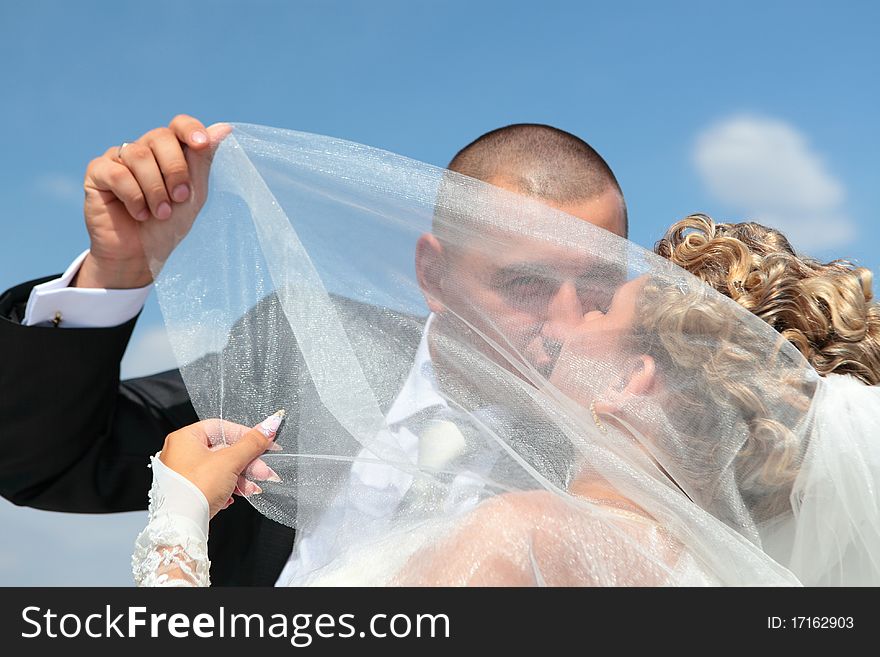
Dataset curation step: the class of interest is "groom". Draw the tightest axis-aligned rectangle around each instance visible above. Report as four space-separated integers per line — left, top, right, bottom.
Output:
0 115 627 585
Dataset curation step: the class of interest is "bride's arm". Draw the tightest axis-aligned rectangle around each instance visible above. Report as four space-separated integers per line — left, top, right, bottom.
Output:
131 414 282 587
132 454 212 587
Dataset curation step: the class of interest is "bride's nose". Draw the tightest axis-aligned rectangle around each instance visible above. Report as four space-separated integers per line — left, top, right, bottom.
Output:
543 281 582 337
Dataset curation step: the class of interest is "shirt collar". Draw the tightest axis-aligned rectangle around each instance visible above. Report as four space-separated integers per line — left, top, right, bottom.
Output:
384 313 447 426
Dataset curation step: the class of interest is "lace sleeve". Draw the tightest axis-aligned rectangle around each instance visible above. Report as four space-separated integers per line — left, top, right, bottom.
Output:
132 453 212 587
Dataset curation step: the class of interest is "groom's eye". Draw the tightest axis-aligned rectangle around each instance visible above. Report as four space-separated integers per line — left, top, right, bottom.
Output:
501 275 556 296
576 280 613 313
494 275 560 310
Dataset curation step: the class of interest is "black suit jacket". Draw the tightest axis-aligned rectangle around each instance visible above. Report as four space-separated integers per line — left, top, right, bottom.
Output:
0 276 421 585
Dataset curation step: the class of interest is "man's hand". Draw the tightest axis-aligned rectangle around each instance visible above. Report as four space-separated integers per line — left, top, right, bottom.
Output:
75 115 232 289
159 414 283 518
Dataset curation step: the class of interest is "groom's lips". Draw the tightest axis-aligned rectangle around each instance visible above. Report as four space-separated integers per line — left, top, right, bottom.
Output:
522 335 563 380
541 336 563 363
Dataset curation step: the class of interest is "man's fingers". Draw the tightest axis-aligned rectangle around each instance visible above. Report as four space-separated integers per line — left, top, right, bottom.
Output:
87 157 150 221
186 122 233 196
117 142 172 220
168 114 210 149
206 122 233 147
144 128 192 203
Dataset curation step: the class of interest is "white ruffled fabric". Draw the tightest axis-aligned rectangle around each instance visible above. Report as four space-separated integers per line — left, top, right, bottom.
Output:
762 374 880 586
132 454 211 587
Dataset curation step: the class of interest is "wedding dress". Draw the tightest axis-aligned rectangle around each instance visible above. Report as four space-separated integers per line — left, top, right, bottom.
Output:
131 125 880 587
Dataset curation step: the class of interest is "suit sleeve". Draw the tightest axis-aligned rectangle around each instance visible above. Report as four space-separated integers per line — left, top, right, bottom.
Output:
0 276 200 512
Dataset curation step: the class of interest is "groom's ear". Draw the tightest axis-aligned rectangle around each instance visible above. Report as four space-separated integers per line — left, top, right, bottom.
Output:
416 233 448 313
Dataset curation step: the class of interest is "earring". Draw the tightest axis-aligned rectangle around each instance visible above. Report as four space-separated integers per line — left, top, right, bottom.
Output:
590 400 607 433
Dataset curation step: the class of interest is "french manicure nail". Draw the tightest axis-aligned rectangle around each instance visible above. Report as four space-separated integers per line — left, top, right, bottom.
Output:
258 409 286 438
172 184 190 202
156 202 172 219
192 131 208 145
264 467 282 483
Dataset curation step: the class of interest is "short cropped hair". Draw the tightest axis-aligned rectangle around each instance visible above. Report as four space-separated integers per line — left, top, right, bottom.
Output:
447 123 627 235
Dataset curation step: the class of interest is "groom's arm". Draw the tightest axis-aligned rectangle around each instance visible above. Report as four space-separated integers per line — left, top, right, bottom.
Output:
0 115 230 513
0 275 199 513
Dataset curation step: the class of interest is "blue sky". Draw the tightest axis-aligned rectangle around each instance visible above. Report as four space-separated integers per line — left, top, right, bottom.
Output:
1 0 877 584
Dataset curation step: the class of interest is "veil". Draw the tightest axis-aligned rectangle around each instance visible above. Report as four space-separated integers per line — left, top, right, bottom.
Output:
140 124 880 586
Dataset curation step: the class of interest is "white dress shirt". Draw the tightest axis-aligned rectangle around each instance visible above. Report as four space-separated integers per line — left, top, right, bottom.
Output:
276 318 449 585
23 250 152 328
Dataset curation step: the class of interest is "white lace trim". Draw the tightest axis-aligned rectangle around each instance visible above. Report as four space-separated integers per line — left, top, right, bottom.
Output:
132 454 211 587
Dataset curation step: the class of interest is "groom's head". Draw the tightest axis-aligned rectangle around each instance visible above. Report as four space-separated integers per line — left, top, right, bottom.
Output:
417 123 628 380
446 123 627 237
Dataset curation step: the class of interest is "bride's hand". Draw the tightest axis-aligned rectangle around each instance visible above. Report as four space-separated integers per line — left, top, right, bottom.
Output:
159 413 283 518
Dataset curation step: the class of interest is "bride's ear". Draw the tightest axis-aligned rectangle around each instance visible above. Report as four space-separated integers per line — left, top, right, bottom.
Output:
623 355 656 396
598 355 657 414
415 233 447 313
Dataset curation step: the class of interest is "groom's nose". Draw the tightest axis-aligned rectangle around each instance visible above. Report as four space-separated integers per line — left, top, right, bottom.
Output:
545 281 582 329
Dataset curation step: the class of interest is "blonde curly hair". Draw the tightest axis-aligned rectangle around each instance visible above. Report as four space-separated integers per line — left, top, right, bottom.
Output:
655 214 880 386
621 214 880 523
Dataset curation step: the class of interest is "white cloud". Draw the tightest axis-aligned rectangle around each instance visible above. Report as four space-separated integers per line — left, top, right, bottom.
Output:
693 116 855 251
33 173 82 205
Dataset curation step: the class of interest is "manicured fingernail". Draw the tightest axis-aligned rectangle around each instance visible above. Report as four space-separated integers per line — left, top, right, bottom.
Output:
156 202 172 219
191 131 208 145
266 442 283 452
258 409 285 438
136 209 150 221
264 467 282 483
172 184 190 202
244 482 263 496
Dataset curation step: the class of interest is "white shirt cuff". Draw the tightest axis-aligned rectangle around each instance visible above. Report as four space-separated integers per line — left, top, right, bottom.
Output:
23 250 152 328
150 453 211 539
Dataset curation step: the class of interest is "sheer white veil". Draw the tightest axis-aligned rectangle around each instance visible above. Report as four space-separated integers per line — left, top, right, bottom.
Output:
140 124 880 586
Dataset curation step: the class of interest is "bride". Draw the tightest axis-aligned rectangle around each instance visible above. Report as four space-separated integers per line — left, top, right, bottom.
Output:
132 210 880 587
